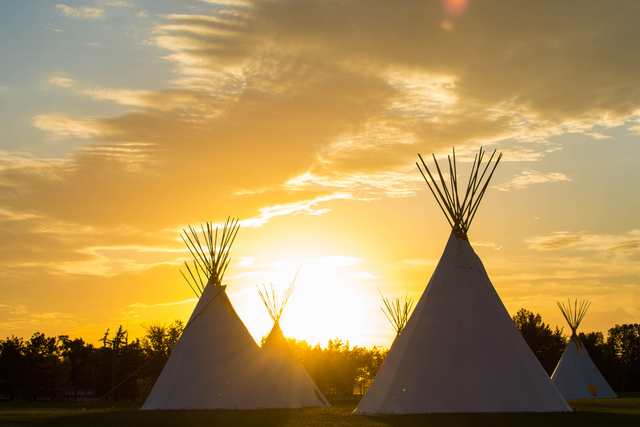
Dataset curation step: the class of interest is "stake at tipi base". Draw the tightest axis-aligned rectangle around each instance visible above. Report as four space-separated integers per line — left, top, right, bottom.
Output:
551 299 617 399
142 218 292 410
354 147 571 414
258 279 330 407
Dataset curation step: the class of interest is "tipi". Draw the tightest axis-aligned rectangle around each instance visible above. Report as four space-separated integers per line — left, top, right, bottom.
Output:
258 281 330 407
142 218 290 410
354 148 571 414
551 299 617 399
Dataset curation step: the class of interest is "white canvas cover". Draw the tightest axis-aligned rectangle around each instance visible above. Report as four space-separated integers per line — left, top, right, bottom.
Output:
142 284 289 409
354 232 571 414
262 323 330 407
551 335 617 399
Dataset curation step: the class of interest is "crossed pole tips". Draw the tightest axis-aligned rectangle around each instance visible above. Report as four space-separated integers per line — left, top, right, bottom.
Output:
180 217 240 298
417 147 502 241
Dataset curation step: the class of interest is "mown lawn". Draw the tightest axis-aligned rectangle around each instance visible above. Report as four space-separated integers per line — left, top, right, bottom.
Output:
1 396 639 427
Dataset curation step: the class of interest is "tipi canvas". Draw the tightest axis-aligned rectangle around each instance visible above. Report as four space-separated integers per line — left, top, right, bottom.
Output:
258 283 330 407
354 148 571 414
142 219 289 409
551 300 617 399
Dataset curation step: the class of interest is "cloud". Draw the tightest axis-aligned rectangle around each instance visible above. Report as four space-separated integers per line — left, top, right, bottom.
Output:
526 230 640 252
79 87 218 112
50 77 75 87
98 0 134 7
200 0 253 7
56 246 186 276
56 5 105 19
473 241 503 251
2 0 640 292
32 114 111 138
526 233 587 251
240 194 348 227
496 170 572 191
128 298 197 310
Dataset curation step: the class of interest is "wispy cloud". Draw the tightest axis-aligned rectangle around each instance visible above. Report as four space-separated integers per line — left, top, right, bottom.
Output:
128 298 197 310
56 5 105 20
241 194 350 227
50 77 75 87
526 230 640 252
31 114 111 138
496 170 571 191
98 0 134 7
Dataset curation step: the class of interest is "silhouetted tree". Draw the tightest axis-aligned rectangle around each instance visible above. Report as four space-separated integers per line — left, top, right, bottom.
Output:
23 333 68 400
0 336 27 400
280 337 387 398
606 324 640 392
512 308 566 375
139 319 185 394
59 336 94 401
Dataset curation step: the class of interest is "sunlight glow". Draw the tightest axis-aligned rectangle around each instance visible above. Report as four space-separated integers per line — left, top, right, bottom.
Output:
233 256 377 348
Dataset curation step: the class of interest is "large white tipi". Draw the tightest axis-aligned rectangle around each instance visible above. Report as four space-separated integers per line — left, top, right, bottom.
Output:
354 148 571 414
551 299 617 399
258 282 330 407
142 218 290 410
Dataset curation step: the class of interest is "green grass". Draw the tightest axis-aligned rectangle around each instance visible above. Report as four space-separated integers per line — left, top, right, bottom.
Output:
1 397 639 427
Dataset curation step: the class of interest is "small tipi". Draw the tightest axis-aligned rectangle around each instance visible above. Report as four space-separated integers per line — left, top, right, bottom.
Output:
354 148 571 414
551 299 617 399
142 218 290 410
258 281 330 407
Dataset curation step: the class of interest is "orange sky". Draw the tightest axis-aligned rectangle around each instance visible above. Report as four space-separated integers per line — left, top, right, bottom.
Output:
0 0 639 349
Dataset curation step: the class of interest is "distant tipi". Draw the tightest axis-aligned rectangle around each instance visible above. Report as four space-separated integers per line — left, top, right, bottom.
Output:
551 299 617 399
354 148 571 414
142 218 290 410
258 280 330 407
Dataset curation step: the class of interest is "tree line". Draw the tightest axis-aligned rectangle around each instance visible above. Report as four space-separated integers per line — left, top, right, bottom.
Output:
0 320 385 402
0 310 638 401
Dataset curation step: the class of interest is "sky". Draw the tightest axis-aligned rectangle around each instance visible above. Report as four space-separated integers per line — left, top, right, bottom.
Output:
1 0 639 349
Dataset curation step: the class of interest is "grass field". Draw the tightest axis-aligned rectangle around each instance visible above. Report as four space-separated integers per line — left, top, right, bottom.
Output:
1 396 639 427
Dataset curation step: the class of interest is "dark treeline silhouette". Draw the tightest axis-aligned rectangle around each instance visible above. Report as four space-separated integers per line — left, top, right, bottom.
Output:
1 310 638 401
0 321 385 402
0 321 185 402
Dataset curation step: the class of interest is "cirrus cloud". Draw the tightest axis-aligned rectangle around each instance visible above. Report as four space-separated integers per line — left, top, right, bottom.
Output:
56 4 105 19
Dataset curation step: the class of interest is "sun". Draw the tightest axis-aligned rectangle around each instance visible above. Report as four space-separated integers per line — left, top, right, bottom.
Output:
231 256 383 349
